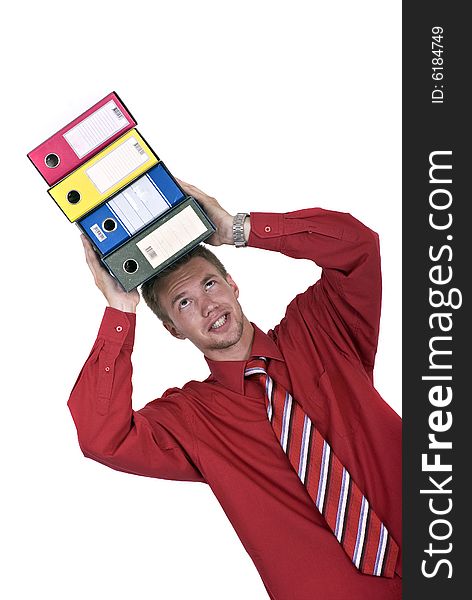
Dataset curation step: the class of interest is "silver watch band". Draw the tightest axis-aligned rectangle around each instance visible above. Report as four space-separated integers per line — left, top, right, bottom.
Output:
233 213 249 247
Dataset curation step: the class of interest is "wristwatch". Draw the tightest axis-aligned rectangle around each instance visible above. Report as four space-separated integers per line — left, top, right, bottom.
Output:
232 213 249 247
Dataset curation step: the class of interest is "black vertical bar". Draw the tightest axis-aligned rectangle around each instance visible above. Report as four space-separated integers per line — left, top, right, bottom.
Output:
403 3 468 599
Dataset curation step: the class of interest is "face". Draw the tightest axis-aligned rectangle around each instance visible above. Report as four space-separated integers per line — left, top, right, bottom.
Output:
157 256 253 360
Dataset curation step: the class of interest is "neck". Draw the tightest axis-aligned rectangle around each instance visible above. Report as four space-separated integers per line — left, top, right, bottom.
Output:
204 318 254 362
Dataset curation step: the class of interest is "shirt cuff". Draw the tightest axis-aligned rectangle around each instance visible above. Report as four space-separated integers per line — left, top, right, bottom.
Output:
247 212 285 252
97 306 136 348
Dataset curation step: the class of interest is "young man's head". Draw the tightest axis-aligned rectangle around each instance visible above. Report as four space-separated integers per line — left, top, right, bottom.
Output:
141 245 254 360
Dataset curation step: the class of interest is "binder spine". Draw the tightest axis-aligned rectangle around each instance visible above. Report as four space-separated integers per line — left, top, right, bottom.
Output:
102 197 216 292
27 92 137 185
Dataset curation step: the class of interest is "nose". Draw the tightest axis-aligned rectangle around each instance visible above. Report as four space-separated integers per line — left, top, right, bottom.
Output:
201 298 219 317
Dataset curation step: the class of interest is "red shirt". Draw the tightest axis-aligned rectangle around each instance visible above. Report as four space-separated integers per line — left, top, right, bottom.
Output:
68 208 402 600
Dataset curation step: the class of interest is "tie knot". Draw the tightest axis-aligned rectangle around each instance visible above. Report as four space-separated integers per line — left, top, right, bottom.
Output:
244 356 268 378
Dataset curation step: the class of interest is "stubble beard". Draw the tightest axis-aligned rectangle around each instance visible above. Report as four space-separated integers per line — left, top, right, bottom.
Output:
206 311 245 351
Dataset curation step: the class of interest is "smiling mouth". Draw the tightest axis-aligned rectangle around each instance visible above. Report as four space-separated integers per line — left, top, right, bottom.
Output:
210 313 228 330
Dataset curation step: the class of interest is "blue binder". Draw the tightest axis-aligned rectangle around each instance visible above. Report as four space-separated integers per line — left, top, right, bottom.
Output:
78 162 185 255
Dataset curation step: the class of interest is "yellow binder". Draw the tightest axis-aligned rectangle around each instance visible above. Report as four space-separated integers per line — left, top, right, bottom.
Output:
48 129 158 222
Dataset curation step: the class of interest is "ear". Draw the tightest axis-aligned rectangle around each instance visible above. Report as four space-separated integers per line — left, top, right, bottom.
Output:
225 273 239 299
162 320 187 340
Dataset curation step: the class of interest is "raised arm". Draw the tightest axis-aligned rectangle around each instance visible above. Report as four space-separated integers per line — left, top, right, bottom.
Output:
177 181 381 378
248 209 382 377
67 238 204 482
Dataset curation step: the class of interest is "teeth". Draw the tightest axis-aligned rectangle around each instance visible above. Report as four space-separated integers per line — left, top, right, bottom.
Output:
211 315 227 329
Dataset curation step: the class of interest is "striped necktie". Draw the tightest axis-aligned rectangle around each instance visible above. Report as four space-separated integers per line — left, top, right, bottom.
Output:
244 357 399 578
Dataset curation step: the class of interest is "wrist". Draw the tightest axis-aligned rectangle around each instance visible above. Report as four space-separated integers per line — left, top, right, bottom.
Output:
107 300 138 313
221 214 236 245
243 215 251 242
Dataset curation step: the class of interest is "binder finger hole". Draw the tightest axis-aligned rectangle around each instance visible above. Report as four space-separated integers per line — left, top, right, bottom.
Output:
45 153 60 168
103 218 117 232
123 259 139 274
67 190 81 204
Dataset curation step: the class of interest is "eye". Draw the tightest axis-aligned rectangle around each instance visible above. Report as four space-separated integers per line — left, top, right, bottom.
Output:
178 298 190 310
205 280 216 290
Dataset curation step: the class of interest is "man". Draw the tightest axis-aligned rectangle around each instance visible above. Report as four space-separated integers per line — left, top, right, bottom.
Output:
69 180 402 599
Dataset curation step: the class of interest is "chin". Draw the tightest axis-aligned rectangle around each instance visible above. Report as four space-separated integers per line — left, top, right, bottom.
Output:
206 319 244 351
207 337 240 351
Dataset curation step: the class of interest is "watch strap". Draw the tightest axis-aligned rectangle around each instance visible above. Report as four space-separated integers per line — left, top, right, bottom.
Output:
233 212 249 247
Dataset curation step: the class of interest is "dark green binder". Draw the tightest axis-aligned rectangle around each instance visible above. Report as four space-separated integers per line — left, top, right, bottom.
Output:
102 196 215 291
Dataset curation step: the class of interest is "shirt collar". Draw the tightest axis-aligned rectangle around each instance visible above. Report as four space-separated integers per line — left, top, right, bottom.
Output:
204 323 284 394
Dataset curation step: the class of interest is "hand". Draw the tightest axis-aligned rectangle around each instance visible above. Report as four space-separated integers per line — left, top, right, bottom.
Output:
176 179 234 246
81 235 140 312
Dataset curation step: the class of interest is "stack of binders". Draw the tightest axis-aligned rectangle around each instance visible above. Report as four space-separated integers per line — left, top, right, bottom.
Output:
28 92 215 291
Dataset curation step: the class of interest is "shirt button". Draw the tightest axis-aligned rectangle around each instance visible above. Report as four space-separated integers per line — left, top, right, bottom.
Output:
116 326 123 332
105 366 110 372
265 226 271 233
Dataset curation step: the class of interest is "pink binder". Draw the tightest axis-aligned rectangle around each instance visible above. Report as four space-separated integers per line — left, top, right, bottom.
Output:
27 92 136 185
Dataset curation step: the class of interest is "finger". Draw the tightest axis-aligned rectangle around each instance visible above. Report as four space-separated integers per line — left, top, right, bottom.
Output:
81 234 95 256
175 176 192 188
175 177 194 191
81 235 102 272
176 177 207 198
81 236 95 261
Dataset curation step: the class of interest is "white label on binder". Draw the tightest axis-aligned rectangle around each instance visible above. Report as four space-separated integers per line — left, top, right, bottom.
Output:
85 137 149 194
136 206 207 268
109 176 170 235
63 100 129 159
90 223 107 242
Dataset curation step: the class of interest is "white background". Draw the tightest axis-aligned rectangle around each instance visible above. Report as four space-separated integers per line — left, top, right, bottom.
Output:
1 1 401 598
